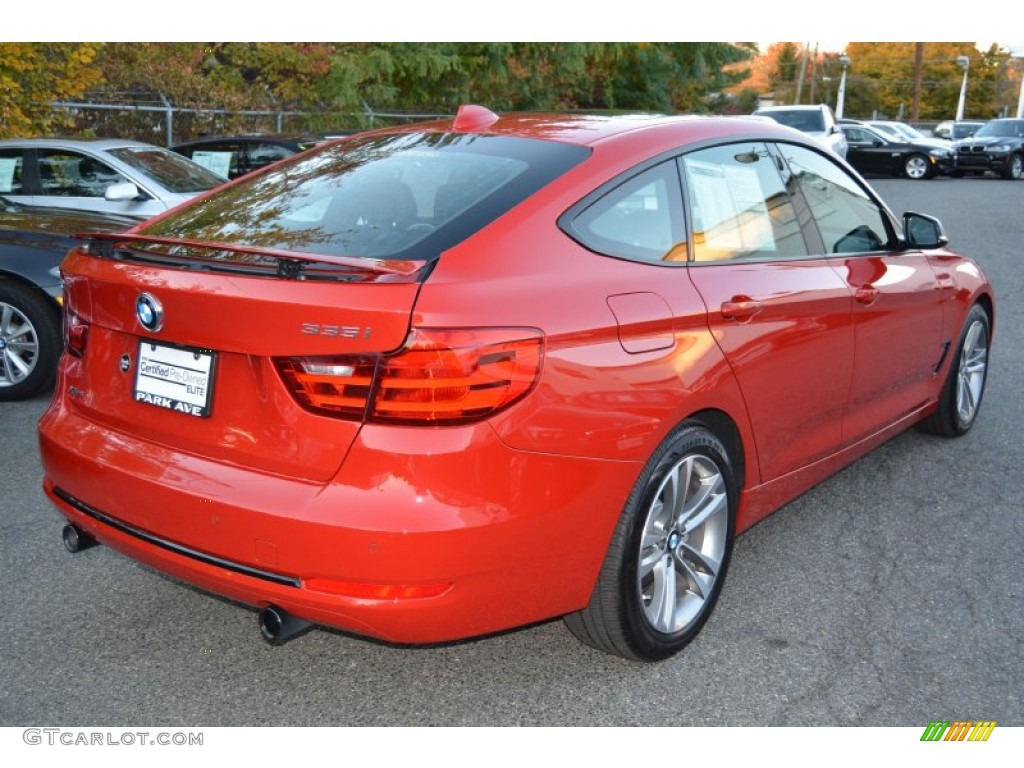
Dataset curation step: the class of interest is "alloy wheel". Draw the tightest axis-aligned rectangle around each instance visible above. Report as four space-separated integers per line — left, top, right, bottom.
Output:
905 154 929 180
956 317 988 426
637 453 729 634
0 302 39 388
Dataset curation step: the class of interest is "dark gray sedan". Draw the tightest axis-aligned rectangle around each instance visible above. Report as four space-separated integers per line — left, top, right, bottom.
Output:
0 196 133 399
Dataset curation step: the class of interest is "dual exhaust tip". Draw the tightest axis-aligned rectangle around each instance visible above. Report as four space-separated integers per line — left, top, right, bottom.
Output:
61 523 312 646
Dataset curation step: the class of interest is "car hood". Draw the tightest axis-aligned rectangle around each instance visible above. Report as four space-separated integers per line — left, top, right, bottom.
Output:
955 136 1016 148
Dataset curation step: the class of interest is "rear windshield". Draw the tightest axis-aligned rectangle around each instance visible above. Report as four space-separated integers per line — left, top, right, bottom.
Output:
107 147 227 193
757 109 825 133
140 132 590 260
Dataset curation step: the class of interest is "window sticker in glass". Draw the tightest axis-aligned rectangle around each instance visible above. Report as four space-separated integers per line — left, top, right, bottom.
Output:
683 144 807 262
192 151 233 179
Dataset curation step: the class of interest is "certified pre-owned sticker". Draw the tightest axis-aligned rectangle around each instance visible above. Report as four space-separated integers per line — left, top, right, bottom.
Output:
134 340 216 417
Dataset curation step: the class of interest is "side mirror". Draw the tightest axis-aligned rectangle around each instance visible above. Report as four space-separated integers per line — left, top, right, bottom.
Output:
903 211 948 249
104 181 142 201
872 140 884 147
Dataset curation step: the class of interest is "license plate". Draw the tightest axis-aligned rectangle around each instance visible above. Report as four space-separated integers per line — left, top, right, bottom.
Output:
133 340 217 418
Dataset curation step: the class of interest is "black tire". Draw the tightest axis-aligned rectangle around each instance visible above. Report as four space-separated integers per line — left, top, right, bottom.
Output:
564 422 737 661
0 282 61 401
903 153 931 180
918 304 990 437
1001 153 1024 180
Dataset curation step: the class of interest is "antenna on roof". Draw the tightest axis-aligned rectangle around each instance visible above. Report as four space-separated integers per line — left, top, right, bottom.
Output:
453 105 499 132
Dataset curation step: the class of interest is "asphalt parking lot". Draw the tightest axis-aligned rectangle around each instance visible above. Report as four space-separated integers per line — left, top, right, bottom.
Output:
1 176 1021 727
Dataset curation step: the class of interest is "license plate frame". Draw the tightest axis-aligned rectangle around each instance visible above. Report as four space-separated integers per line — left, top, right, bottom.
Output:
133 339 217 418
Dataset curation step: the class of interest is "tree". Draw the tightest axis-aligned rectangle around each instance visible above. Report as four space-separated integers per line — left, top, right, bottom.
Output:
0 43 104 138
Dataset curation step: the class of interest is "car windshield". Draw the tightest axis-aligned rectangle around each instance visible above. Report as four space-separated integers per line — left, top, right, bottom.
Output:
951 123 983 139
890 124 925 140
758 110 825 132
107 147 226 193
140 132 590 260
973 119 1024 138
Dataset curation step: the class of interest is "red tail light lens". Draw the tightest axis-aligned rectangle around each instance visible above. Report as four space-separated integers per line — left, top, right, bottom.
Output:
372 328 543 424
63 310 89 358
274 356 376 419
274 328 543 425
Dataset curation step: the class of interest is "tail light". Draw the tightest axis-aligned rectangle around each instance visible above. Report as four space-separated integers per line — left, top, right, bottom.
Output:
275 328 543 425
63 310 89 358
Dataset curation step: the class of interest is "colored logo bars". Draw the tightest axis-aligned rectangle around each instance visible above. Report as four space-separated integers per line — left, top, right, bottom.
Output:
920 721 997 742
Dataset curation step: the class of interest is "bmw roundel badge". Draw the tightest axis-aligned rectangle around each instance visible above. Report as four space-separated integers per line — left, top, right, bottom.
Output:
136 293 163 333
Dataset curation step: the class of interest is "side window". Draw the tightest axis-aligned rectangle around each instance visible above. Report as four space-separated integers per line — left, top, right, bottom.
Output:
0 149 24 194
188 143 238 179
569 161 686 263
779 143 892 254
681 142 808 263
37 150 128 198
248 143 293 173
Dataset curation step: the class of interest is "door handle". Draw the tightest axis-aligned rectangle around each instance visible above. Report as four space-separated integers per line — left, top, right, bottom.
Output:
721 298 764 320
855 286 879 305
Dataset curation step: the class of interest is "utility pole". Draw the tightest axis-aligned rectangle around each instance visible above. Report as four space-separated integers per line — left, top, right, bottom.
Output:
794 43 810 104
808 43 819 103
912 43 923 120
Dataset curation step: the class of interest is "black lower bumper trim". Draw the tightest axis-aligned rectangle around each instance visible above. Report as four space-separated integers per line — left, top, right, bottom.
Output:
52 486 301 588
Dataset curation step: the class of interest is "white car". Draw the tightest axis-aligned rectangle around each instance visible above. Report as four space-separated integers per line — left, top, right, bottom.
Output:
752 104 848 158
0 138 227 220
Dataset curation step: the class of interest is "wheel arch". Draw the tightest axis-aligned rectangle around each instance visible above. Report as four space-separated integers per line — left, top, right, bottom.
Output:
0 271 63 314
684 408 746 493
975 291 994 335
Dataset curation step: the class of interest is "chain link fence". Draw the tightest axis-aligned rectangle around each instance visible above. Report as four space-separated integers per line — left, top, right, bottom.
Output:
49 92 452 147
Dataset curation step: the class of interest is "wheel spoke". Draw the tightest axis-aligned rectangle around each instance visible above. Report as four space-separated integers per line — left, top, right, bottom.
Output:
675 553 709 600
638 540 663 579
680 478 726 534
663 456 693 524
0 305 13 336
3 348 29 380
677 542 721 581
646 554 677 632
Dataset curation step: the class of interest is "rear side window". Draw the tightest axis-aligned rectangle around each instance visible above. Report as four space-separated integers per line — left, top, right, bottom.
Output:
778 143 892 254
0 149 24 194
142 132 589 260
682 143 808 262
567 162 686 263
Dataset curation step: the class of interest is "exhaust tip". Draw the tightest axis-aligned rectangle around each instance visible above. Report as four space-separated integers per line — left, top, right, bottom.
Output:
258 605 312 646
62 524 99 553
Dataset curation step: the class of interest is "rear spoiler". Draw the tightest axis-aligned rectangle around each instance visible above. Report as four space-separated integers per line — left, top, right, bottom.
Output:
78 232 426 279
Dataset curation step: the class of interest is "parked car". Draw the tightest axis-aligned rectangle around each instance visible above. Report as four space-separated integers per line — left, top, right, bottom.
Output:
931 120 985 141
866 120 950 147
752 104 848 157
840 123 952 179
40 106 993 661
0 195 133 400
951 118 1024 179
171 134 326 180
0 138 227 220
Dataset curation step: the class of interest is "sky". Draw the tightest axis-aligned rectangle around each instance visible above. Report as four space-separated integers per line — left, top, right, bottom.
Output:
5 0 1024 62
6 2 1024 44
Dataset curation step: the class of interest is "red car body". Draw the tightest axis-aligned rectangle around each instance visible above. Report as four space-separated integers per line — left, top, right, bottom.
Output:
38 108 994 660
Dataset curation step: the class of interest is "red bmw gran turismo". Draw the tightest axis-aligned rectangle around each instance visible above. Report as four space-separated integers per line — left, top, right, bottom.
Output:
39 106 994 660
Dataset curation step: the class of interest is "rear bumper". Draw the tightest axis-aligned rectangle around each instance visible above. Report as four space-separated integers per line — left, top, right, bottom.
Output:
38 398 639 644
